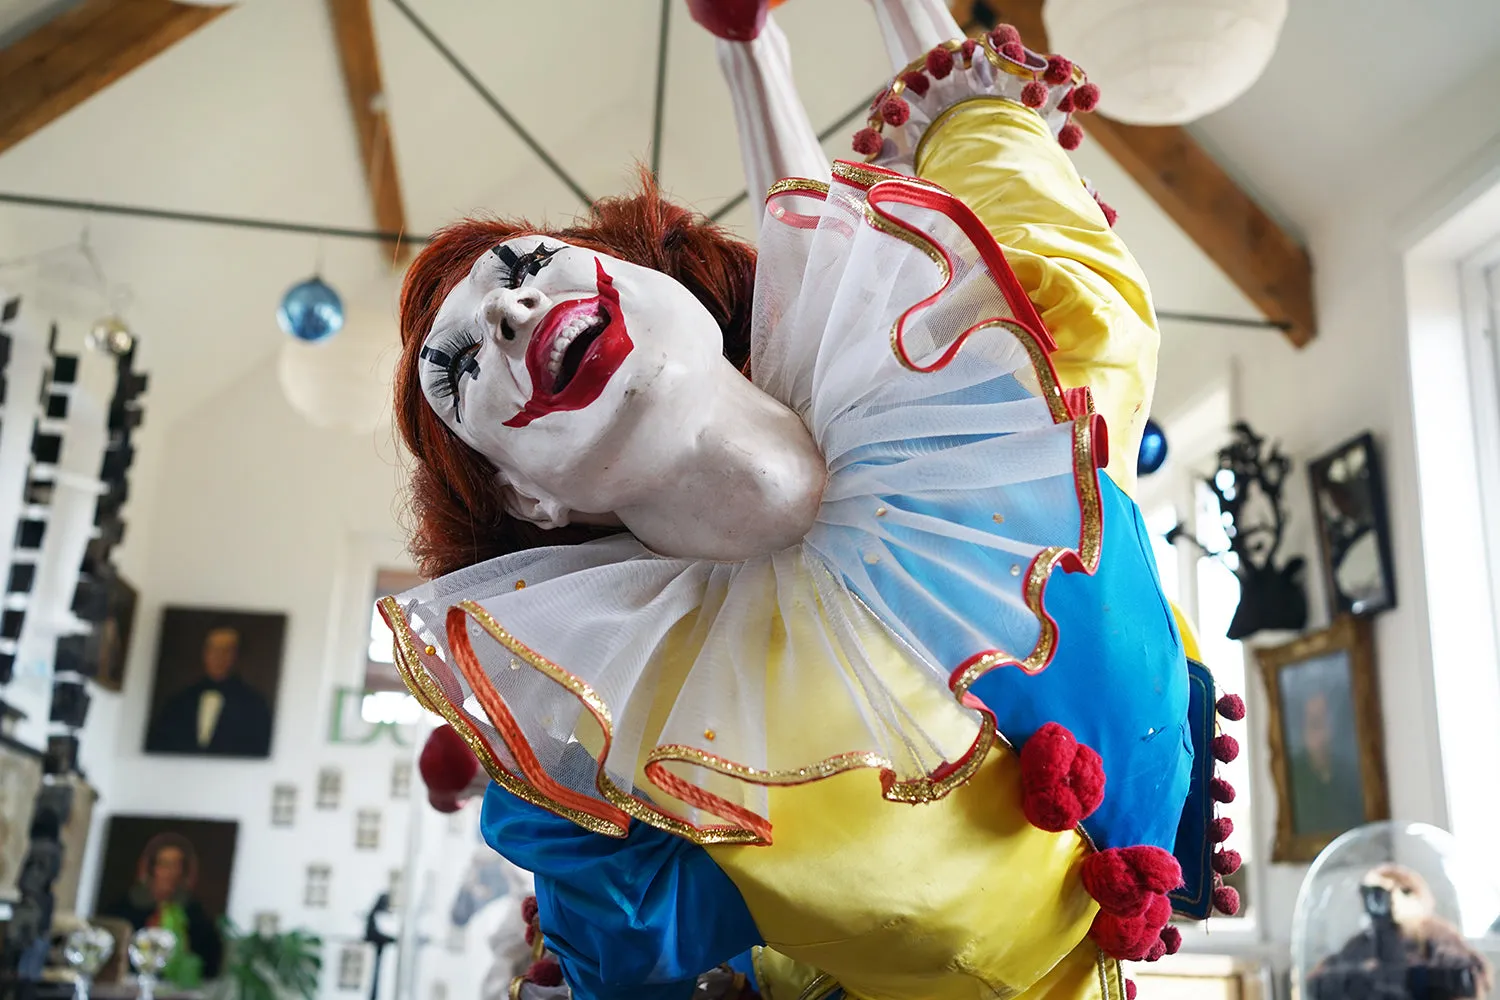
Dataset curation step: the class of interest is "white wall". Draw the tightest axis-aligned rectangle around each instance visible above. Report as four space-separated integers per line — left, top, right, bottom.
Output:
74 346 418 999
1141 50 1500 977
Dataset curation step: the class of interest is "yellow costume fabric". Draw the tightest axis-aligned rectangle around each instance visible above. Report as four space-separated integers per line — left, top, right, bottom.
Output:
914 99 1160 496
679 97 1152 1000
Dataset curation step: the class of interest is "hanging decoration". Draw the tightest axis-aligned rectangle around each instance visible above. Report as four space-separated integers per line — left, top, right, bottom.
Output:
276 277 345 343
277 304 393 434
1137 418 1168 476
1042 0 1288 125
1207 421 1308 640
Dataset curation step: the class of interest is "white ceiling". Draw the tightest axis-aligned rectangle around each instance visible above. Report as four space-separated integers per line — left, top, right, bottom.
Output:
0 0 1494 430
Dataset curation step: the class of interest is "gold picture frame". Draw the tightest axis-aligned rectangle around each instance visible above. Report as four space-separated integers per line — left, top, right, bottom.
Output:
1258 616 1389 862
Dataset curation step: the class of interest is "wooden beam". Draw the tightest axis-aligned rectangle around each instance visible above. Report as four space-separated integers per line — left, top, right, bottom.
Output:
0 0 227 158
327 0 409 266
961 1 1316 346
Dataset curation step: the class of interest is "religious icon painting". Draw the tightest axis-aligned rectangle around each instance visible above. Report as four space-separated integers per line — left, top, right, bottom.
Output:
337 943 366 991
142 607 287 759
1308 433 1397 618
304 864 331 908
355 809 381 850
270 784 296 827
316 767 341 810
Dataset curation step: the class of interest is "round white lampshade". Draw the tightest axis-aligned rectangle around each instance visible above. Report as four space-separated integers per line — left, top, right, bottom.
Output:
1043 0 1287 125
277 310 396 434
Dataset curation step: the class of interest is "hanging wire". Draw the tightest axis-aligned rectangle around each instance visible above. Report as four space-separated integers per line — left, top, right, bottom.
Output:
384 0 592 206
649 0 672 178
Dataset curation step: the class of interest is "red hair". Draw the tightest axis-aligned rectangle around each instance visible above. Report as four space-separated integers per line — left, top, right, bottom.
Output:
396 172 757 579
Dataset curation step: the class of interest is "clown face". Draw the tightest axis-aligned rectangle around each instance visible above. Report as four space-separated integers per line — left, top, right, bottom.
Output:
419 236 728 527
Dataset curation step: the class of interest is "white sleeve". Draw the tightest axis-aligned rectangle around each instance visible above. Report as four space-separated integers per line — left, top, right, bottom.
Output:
870 0 964 70
717 15 830 209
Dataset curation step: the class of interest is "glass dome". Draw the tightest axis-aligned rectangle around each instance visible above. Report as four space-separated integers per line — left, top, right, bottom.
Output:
1292 821 1500 1000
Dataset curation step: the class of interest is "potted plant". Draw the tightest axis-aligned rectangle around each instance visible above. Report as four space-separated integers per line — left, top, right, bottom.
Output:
210 920 322 1000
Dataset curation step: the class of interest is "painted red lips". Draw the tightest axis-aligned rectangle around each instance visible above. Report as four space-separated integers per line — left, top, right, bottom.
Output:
503 259 634 429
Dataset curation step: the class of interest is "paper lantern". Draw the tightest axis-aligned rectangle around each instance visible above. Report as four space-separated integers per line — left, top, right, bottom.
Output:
277 309 395 434
1043 0 1287 125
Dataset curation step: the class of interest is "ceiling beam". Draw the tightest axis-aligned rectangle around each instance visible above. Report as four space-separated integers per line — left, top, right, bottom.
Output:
0 0 227 159
957 0 1315 346
327 0 409 266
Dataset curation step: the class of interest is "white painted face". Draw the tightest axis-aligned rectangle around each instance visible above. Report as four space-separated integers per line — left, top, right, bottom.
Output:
418 236 725 527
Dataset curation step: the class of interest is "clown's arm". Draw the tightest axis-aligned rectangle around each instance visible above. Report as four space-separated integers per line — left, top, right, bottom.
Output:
692 3 830 209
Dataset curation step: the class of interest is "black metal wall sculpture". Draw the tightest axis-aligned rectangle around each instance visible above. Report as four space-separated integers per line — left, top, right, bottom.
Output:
1207 422 1308 641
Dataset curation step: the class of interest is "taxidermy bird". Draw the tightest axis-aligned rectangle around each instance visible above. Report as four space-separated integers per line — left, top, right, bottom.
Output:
1308 863 1493 1000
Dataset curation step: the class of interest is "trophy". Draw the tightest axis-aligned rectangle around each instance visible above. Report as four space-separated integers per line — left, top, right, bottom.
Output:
62 925 115 1000
128 927 177 1000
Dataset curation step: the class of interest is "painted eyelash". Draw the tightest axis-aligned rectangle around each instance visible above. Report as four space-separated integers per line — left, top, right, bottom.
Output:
420 329 482 420
492 243 558 288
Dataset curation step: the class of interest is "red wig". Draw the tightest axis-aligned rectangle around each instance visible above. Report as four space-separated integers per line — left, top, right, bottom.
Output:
396 172 758 579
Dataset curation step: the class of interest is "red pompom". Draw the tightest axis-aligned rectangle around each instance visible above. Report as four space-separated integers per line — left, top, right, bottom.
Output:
1209 816 1235 843
685 0 770 41
1073 82 1101 112
1213 885 1242 916
426 789 461 813
1089 893 1172 961
1020 722 1106 832
960 38 978 61
880 97 911 126
1081 846 1183 917
1057 90 1076 114
851 128 883 156
1058 123 1084 150
1212 734 1240 763
1021 80 1049 108
925 46 955 79
521 896 539 924
1210 777 1237 803
526 959 564 988
900 70 930 97
999 41 1026 62
1160 925 1183 955
1143 939 1168 962
1212 848 1243 876
419 724 479 795
1125 981 1138 1000
524 924 537 947
990 23 1022 46
1097 200 1118 227
1044 55 1074 85
1216 694 1246 721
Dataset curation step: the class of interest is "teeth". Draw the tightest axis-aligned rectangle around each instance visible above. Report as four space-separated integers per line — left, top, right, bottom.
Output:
545 312 600 376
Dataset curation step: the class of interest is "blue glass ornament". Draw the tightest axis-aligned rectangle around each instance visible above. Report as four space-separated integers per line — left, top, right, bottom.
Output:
277 277 345 342
1138 418 1168 476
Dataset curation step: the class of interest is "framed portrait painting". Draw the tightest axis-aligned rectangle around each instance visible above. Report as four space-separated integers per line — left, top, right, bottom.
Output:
143 607 286 759
1258 617 1389 862
1308 433 1396 618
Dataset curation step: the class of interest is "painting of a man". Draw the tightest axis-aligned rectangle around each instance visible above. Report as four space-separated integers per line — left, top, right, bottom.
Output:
1281 652 1368 837
143 609 285 759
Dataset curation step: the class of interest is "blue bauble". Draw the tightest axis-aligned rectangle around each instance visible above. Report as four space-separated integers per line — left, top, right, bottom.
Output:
1138 418 1168 476
277 277 345 342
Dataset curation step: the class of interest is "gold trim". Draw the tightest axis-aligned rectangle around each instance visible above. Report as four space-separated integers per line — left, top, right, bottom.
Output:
380 596 626 837
1258 615 1390 863
457 600 763 847
508 976 525 1000
766 177 830 200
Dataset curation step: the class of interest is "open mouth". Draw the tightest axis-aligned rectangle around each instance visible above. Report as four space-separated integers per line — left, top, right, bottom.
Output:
504 259 634 429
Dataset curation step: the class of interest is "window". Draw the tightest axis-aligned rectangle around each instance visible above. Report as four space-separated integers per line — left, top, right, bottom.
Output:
365 568 425 727
355 809 382 850
270 784 296 827
316 767 342 810
337 944 366 991
1147 471 1255 926
304 864 331 908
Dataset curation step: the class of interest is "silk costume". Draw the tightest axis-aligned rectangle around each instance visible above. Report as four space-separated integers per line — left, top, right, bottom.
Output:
384 27 1239 1000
